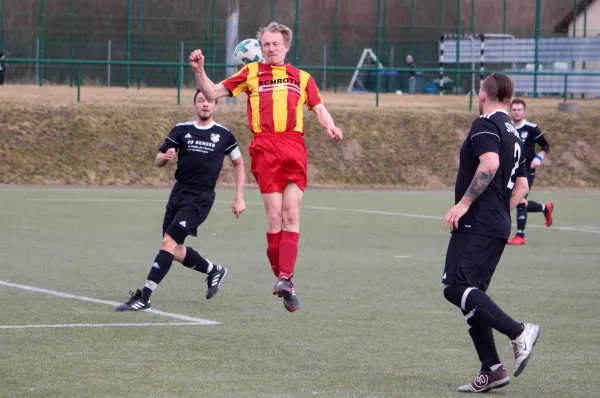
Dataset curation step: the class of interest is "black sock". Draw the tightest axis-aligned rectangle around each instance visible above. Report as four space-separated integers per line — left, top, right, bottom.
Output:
182 247 213 274
527 200 544 213
141 250 174 301
516 203 527 237
464 310 501 371
464 289 523 340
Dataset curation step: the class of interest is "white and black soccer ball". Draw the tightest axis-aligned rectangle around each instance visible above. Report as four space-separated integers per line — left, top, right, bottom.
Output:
234 39 264 68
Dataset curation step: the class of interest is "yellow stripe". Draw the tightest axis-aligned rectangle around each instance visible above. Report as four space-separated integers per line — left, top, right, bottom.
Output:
247 63 261 133
229 67 248 97
295 70 310 133
271 66 289 133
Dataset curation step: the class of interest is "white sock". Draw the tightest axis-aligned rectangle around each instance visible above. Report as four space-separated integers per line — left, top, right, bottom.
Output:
490 364 502 372
541 204 546 212
206 260 214 274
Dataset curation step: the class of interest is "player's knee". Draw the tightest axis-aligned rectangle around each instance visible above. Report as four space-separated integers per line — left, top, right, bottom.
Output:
266 208 282 226
282 206 300 227
443 285 465 308
160 234 179 253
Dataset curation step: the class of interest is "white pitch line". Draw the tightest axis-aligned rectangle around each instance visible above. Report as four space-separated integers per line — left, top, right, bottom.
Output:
393 255 411 258
0 280 219 325
0 323 207 330
2 197 599 234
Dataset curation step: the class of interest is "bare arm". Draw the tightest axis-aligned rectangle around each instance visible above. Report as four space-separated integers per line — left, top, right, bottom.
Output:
510 176 529 211
189 49 230 101
229 152 246 218
311 103 343 140
231 156 245 201
194 71 230 101
459 152 500 207
155 148 175 168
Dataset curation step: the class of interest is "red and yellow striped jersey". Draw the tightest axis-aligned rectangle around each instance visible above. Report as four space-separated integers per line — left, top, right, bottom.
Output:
221 62 323 135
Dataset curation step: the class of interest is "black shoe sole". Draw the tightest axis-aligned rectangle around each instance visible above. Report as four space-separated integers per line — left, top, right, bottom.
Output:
206 268 228 300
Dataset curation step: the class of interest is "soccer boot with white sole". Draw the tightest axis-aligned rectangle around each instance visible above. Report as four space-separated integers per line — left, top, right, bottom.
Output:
458 366 510 393
116 289 151 312
512 323 541 377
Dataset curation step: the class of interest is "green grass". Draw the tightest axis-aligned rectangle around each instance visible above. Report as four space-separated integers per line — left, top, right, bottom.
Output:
1 187 599 397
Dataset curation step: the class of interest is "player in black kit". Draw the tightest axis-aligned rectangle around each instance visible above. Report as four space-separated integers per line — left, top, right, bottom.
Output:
507 99 553 245
116 90 246 311
441 73 540 393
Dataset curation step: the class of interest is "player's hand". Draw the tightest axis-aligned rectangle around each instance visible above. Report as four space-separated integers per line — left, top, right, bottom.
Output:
232 197 246 218
189 50 205 73
164 148 176 161
443 202 470 231
327 126 343 141
530 158 541 169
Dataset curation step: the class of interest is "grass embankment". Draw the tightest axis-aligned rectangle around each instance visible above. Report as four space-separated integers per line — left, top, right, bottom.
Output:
1 85 599 188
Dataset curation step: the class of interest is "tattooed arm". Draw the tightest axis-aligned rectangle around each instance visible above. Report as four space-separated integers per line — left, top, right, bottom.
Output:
459 152 500 206
443 152 499 230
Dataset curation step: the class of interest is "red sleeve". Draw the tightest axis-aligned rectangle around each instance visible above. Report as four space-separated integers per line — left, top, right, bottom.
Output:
305 75 323 110
221 66 250 97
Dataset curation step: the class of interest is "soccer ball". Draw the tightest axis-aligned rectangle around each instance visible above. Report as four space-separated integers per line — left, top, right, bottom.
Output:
234 39 264 67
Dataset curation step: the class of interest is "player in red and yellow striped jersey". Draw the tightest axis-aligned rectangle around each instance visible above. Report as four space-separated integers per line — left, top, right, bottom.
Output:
189 22 343 313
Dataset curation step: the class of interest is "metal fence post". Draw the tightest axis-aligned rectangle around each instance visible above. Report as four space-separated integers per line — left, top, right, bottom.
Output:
455 0 460 95
0 0 4 52
211 0 216 80
583 0 588 99
39 0 44 86
409 0 415 55
439 0 445 42
533 0 541 98
77 62 82 102
204 0 210 51
270 0 275 21
69 0 75 87
563 74 568 102
571 0 578 100
126 0 132 88
375 0 381 107
333 0 339 93
322 45 327 91
108 40 112 87
293 0 299 65
503 0 507 34
36 37 40 86
177 60 181 105
137 0 143 89
180 41 184 89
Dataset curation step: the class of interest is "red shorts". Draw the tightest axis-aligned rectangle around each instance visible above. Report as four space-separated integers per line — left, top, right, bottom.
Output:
249 132 307 194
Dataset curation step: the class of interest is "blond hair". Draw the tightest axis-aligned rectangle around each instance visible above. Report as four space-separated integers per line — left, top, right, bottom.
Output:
257 22 293 46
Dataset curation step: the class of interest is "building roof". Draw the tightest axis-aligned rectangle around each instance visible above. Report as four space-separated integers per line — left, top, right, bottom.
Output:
554 0 598 32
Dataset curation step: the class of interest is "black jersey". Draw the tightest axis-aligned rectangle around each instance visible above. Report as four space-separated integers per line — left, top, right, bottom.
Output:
158 121 239 191
453 110 526 240
514 120 550 165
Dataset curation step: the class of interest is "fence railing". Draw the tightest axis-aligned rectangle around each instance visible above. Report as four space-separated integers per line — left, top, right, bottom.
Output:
4 58 600 109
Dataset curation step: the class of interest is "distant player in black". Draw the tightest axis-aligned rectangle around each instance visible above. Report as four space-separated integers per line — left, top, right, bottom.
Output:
442 73 540 393
116 90 246 311
507 99 554 245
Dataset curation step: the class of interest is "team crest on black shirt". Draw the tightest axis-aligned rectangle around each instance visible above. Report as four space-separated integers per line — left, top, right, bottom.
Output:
210 133 220 143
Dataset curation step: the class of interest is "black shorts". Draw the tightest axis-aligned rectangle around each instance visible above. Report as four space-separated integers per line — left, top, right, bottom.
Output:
162 186 215 242
442 232 507 292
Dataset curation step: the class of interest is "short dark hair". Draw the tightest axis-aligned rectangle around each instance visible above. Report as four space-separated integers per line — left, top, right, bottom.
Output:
481 73 514 104
193 89 218 105
510 98 527 110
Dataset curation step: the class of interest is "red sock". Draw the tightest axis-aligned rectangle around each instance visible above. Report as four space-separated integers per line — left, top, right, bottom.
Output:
266 231 282 277
278 231 299 279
